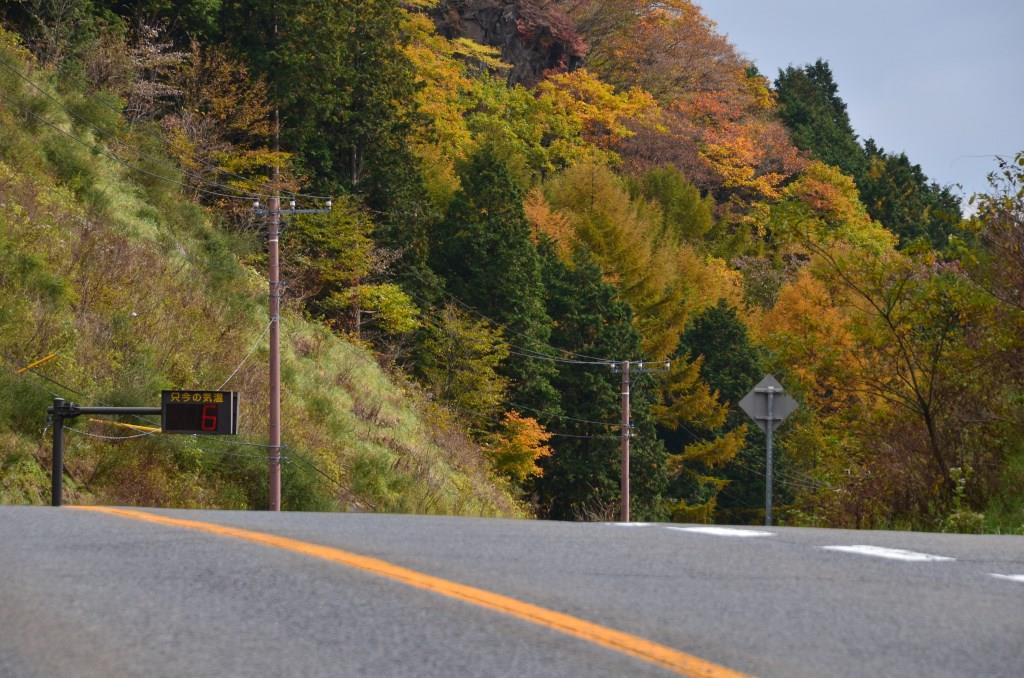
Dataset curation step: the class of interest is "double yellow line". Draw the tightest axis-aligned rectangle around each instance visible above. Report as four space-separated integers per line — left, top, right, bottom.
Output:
73 506 747 678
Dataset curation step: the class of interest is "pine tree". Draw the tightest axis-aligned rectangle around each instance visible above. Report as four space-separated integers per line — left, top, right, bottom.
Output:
859 140 962 249
221 0 438 301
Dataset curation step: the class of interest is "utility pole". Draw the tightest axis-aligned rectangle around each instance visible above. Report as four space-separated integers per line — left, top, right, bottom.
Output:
611 360 670 522
765 385 775 527
47 398 162 507
254 194 331 511
268 100 282 511
620 360 630 522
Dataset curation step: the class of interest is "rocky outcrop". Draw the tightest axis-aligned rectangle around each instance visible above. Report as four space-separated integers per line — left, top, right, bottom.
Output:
436 0 587 86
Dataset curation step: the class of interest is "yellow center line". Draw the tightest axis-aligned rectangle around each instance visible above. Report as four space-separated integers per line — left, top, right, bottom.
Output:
71 505 748 678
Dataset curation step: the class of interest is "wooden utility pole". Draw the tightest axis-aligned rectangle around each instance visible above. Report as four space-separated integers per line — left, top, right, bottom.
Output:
619 360 631 522
612 360 669 522
254 183 331 511
268 106 282 511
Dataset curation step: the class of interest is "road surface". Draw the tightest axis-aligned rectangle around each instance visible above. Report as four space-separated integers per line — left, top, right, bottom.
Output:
0 505 1021 677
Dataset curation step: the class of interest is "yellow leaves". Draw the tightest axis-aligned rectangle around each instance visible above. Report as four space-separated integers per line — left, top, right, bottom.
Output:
671 426 748 470
700 141 781 200
536 69 661 149
450 38 510 73
653 355 727 431
542 162 742 357
772 161 897 256
744 71 776 111
752 269 859 413
485 411 553 484
668 496 718 524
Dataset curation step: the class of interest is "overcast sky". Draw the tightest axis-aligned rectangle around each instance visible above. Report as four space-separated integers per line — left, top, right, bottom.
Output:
696 0 1024 204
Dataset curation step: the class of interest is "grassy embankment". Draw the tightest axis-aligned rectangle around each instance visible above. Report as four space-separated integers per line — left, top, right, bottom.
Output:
0 31 522 517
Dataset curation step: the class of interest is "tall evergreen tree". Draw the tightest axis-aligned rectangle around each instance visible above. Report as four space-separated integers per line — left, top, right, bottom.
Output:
431 146 559 413
859 139 963 249
775 60 866 181
220 0 437 296
775 60 962 250
223 0 418 194
534 242 668 520
674 300 769 523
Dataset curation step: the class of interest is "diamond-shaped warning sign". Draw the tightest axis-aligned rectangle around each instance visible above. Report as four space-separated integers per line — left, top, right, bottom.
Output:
739 375 798 433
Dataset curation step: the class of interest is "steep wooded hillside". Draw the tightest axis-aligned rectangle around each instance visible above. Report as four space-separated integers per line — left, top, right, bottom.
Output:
0 31 521 516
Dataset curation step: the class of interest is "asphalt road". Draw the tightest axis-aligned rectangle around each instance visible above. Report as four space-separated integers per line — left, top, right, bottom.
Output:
0 506 1021 678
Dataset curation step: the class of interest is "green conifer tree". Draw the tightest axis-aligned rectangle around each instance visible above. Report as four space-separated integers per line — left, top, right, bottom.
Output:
674 300 771 523
774 60 866 180
534 242 668 520
431 146 559 413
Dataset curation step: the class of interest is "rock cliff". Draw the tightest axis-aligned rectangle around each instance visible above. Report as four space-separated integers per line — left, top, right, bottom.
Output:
435 0 586 86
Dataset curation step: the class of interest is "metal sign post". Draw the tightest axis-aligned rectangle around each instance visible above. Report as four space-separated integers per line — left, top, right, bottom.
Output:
47 391 239 507
739 375 798 526
47 398 161 507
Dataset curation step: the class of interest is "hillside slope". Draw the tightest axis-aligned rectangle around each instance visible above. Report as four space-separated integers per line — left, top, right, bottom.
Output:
0 32 521 517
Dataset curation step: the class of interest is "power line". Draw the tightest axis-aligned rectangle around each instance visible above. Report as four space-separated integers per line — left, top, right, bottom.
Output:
408 287 617 368
547 432 620 440
404 267 617 365
506 347 613 367
507 402 617 428
65 426 154 440
218 319 273 389
285 448 347 492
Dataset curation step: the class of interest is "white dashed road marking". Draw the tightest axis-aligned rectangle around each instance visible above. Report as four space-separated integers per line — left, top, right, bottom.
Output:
990 574 1024 583
608 522 653 527
821 545 955 562
667 526 775 538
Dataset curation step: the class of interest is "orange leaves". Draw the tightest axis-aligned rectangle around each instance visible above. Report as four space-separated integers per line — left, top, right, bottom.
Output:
524 187 574 260
772 161 896 254
674 86 805 201
582 0 744 103
485 411 554 484
752 269 860 414
559 0 805 200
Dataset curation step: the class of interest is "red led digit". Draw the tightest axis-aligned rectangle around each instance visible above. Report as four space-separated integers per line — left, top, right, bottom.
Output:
201 403 217 431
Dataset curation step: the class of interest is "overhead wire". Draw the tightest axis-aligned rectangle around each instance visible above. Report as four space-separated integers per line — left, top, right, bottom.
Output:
507 401 618 428
65 426 154 440
405 284 618 368
217 319 273 390
0 58 735 487
404 267 619 365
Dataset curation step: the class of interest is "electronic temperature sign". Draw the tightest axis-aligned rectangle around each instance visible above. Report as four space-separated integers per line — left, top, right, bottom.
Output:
161 390 239 435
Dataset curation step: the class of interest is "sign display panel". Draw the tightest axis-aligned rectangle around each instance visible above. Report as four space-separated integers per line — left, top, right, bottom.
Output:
161 390 238 435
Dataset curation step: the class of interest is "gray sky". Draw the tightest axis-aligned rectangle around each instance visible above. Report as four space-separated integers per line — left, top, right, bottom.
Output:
696 0 1024 204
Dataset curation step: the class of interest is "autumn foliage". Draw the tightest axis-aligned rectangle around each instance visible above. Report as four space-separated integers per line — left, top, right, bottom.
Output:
3 1 1021 532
